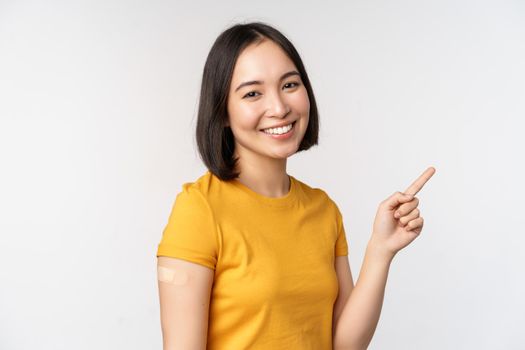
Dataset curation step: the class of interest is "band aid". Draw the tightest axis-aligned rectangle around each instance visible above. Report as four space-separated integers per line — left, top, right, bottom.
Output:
158 265 190 286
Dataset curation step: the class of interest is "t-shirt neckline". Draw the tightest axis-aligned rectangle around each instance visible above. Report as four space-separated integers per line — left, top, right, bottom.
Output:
229 174 298 208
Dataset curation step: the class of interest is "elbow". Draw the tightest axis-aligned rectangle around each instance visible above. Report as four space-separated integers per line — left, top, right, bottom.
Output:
334 344 368 350
333 334 370 350
333 321 373 350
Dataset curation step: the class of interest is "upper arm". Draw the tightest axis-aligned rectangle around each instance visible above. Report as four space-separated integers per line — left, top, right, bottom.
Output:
157 256 214 350
333 255 354 336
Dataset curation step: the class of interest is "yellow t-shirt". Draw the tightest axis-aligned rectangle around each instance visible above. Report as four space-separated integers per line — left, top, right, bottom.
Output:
156 170 349 349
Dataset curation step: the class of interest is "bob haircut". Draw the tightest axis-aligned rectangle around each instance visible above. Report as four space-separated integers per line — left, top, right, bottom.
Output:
195 21 320 181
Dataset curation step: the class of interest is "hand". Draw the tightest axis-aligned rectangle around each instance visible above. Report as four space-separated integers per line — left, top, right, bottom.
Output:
370 167 436 259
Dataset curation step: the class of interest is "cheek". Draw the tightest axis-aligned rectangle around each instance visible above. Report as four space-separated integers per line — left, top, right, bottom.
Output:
290 89 310 113
230 104 261 130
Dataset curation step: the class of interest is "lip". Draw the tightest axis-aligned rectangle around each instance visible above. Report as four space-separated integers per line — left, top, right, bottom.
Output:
260 120 296 131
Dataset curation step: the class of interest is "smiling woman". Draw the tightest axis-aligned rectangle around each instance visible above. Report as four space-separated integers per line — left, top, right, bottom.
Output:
156 22 353 350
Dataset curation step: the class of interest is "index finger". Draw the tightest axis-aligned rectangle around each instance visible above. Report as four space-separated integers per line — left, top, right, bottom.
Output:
404 166 436 196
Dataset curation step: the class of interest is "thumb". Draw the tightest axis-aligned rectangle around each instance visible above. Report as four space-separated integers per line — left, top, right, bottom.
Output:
384 191 414 210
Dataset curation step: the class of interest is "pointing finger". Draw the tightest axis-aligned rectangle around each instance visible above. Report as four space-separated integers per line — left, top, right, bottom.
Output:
404 166 436 196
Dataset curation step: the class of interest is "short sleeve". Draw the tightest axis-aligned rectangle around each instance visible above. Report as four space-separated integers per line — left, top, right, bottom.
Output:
156 184 218 270
334 205 349 257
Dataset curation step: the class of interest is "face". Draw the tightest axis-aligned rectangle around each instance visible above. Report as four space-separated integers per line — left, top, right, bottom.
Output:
226 39 310 163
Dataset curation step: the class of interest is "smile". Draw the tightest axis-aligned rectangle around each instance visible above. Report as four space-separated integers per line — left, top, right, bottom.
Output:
261 121 296 135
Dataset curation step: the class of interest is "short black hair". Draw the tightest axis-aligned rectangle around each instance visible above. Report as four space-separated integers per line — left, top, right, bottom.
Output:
195 21 320 181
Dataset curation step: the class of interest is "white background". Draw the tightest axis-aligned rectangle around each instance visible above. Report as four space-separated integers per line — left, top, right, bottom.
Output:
1 0 524 349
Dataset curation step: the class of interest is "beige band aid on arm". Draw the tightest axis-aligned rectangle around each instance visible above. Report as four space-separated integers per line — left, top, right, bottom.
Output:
157 265 190 286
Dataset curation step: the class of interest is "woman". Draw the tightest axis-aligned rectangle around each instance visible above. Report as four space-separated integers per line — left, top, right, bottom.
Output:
156 21 435 350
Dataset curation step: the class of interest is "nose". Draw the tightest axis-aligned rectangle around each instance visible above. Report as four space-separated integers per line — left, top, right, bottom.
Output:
266 90 290 118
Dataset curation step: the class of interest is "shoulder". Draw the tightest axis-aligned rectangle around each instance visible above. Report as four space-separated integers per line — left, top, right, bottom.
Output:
178 170 217 200
171 171 217 214
174 170 230 216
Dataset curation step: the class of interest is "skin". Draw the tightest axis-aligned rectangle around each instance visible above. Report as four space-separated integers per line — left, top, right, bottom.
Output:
371 166 436 257
225 38 310 198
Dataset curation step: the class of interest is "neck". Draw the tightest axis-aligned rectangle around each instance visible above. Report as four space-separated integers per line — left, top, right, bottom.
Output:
233 149 290 198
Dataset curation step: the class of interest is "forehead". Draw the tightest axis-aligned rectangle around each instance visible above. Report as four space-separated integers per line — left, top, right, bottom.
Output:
231 40 297 82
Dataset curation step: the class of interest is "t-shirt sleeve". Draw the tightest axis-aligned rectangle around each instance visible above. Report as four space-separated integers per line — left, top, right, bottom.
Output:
334 205 349 257
156 184 218 270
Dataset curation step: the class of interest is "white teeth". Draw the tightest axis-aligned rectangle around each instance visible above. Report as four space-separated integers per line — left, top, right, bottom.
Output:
263 123 293 135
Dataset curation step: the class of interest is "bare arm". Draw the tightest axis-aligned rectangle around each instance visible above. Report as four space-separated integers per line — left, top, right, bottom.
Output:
157 256 214 350
333 240 393 350
332 255 354 338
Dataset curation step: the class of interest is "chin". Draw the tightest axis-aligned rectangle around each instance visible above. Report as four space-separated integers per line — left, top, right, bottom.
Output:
270 148 298 159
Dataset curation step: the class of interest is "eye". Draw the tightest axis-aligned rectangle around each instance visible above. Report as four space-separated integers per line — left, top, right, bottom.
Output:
242 82 301 99
243 91 260 99
284 82 300 89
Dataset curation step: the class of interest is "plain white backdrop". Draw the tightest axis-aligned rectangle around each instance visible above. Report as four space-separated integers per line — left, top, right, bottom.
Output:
1 0 524 349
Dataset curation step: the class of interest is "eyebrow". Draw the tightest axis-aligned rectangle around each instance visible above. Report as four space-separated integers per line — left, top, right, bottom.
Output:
234 70 301 92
